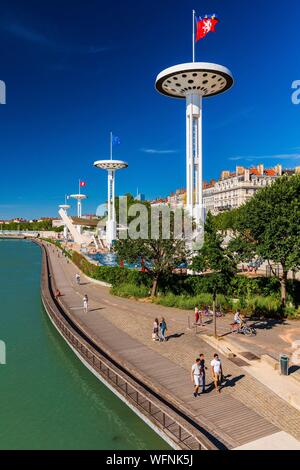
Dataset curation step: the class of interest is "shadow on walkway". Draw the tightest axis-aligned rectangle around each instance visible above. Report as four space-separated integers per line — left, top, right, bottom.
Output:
289 365 300 375
250 319 287 330
167 332 185 341
220 374 245 390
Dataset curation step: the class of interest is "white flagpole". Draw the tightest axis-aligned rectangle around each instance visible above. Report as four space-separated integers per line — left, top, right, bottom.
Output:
192 10 195 62
110 131 113 160
79 179 81 195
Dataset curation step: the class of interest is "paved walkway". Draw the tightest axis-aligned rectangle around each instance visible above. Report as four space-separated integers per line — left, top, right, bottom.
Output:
44 243 300 448
197 315 300 361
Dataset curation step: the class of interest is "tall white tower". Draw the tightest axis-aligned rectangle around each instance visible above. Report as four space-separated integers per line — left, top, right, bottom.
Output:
155 62 233 227
93 160 128 247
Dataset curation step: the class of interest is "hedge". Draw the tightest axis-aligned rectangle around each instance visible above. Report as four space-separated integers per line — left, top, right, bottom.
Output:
70 251 151 287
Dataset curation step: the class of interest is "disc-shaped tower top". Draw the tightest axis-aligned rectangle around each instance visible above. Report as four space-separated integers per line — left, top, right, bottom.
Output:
69 194 87 200
59 204 70 210
93 159 128 170
156 62 233 99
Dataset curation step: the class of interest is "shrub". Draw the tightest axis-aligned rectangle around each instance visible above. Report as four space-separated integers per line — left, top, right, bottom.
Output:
284 306 300 319
110 283 149 299
245 295 282 318
70 251 151 287
154 293 214 310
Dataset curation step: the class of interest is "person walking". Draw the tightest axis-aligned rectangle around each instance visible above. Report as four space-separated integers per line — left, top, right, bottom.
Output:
76 273 81 285
152 318 159 341
199 353 207 394
194 306 200 325
191 358 202 397
83 294 88 313
159 317 167 342
211 353 223 393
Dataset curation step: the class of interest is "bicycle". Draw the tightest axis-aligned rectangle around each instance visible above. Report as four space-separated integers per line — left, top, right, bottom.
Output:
231 322 256 336
202 308 224 318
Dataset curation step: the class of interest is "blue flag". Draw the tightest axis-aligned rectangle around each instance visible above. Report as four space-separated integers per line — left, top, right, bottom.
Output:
112 134 121 146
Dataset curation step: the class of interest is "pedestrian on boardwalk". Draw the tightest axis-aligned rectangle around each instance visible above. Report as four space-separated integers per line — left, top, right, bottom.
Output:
199 353 207 393
211 353 223 393
199 305 203 326
191 358 202 397
55 289 61 299
83 294 88 313
194 305 200 325
159 317 167 342
76 273 81 285
152 318 159 341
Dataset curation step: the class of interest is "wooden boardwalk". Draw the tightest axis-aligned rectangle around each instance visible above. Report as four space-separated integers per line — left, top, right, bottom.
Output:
42 241 279 449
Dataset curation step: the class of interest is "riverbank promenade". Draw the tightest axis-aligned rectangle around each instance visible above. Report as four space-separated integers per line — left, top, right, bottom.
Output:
43 242 300 450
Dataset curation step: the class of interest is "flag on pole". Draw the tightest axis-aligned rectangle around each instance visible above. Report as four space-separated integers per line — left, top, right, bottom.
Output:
195 14 219 42
112 134 121 146
80 181 86 187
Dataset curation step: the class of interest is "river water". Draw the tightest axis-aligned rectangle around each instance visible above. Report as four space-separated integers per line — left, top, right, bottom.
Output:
0 240 169 450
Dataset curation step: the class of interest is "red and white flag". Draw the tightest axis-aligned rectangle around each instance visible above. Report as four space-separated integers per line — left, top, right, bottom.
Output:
196 15 219 42
80 181 86 187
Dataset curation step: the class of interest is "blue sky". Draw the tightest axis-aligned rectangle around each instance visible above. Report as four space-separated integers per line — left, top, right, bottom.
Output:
0 0 299 219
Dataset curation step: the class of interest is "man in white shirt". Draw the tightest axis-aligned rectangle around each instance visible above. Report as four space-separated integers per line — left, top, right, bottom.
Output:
211 354 223 393
191 358 202 397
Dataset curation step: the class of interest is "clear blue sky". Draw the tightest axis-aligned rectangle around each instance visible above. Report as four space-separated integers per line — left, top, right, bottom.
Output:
0 0 299 219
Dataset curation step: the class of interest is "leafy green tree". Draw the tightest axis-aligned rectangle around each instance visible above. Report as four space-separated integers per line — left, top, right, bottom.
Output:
214 208 239 232
233 175 300 307
113 204 189 297
114 237 188 297
191 212 236 337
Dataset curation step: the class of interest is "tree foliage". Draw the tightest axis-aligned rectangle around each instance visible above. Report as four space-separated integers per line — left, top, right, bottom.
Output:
232 175 300 305
114 237 188 296
191 212 237 299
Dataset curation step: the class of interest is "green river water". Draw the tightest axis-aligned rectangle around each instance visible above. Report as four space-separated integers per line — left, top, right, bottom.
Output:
0 239 169 450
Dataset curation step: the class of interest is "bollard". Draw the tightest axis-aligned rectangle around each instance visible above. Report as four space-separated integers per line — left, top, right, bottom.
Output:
279 354 289 376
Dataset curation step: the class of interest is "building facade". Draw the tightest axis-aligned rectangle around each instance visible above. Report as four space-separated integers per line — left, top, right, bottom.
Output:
203 164 286 214
151 164 300 215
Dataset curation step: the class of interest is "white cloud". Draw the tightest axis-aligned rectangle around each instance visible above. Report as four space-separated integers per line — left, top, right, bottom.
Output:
141 148 178 155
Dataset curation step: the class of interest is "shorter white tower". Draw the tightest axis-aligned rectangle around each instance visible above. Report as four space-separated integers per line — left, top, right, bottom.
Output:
93 160 128 247
69 194 87 234
59 203 70 240
69 194 87 218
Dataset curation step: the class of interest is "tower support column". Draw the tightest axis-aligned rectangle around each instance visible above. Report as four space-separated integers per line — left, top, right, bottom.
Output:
111 170 116 240
186 93 203 224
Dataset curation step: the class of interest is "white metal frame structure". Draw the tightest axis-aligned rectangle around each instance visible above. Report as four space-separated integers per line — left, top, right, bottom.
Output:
59 204 70 240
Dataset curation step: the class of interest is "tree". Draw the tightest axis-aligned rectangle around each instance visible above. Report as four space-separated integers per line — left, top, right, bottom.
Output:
191 212 237 337
114 237 188 297
113 204 189 297
233 175 300 307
